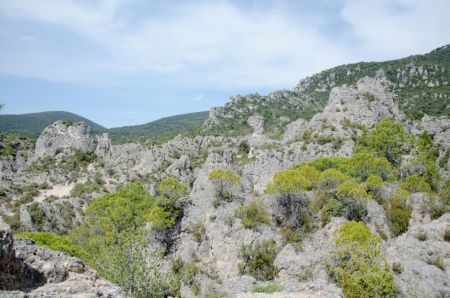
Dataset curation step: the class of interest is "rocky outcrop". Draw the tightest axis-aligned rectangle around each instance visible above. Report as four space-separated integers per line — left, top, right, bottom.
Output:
0 226 45 291
0 226 127 297
35 121 102 158
283 77 403 144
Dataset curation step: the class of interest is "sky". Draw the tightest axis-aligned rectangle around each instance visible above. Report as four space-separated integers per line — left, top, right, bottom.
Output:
0 0 449 128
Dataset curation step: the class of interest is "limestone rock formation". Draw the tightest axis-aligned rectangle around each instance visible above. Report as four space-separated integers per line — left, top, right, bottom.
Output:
0 226 127 297
35 121 102 158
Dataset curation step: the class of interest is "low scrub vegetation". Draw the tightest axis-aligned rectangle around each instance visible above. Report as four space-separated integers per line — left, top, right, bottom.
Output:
236 199 270 229
328 221 397 298
239 240 278 281
208 168 241 206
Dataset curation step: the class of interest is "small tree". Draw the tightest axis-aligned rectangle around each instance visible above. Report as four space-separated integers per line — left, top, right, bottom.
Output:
355 118 413 166
266 168 313 228
208 168 241 202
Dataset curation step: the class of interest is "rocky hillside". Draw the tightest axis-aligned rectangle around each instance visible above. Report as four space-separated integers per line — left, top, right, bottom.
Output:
0 46 449 297
204 44 450 138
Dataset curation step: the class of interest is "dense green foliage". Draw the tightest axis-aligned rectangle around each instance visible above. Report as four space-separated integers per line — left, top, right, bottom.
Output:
268 119 447 240
108 111 209 144
239 240 278 280
0 111 106 136
329 222 397 298
15 231 88 260
71 181 182 297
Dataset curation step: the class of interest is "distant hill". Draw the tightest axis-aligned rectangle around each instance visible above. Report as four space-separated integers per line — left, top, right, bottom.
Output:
108 111 209 144
0 111 107 136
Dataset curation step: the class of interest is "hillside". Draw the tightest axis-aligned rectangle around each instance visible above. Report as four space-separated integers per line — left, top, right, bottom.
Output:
204 44 450 137
1 45 449 298
0 111 107 136
108 111 209 144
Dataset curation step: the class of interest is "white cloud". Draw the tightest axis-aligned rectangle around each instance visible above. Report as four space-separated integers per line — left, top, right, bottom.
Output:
0 0 449 89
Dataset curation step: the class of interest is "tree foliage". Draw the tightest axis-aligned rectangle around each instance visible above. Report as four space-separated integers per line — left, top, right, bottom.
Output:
355 118 413 165
329 221 397 298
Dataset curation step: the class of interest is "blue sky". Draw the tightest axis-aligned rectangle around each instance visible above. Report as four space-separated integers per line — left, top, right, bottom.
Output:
0 0 449 128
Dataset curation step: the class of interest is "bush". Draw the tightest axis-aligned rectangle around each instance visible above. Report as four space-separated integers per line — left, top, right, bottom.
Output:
385 188 412 236
427 193 448 219
330 221 397 298
251 283 283 293
266 169 313 194
238 141 250 155
15 231 88 260
355 118 412 166
62 119 74 126
28 202 46 230
146 196 181 232
266 168 314 228
239 240 278 280
400 175 432 193
365 174 385 203
318 169 349 192
236 199 270 229
208 168 240 203
71 183 181 297
335 181 368 221
350 153 393 182
157 178 188 199
306 157 351 174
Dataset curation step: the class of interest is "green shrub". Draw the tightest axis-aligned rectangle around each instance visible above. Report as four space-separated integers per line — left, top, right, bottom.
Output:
238 141 250 155
208 168 241 203
266 169 313 194
365 174 385 203
306 157 351 174
15 231 88 260
71 183 180 297
28 202 46 230
236 199 270 229
385 188 412 236
251 283 283 293
62 119 74 126
330 221 397 298
355 118 412 166
400 175 432 193
350 153 393 181
239 240 278 281
266 168 313 228
146 196 181 232
157 178 188 199
318 169 349 192
427 193 448 219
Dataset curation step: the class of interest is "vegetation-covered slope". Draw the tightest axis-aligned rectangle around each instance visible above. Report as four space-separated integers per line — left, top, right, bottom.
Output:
108 111 209 144
205 45 450 137
0 111 107 136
